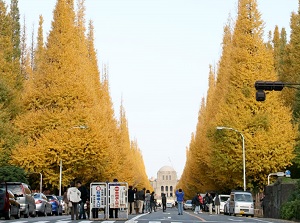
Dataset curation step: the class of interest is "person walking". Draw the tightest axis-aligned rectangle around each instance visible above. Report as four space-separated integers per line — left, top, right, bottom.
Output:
77 181 89 219
193 193 200 214
136 188 145 214
198 193 203 213
145 190 151 213
150 191 156 212
207 193 213 215
162 193 167 212
175 189 184 215
67 181 81 220
128 185 135 214
214 193 220 214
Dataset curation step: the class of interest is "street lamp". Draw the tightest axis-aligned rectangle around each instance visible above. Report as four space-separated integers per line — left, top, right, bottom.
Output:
40 173 42 193
216 126 246 191
58 125 88 196
267 172 285 185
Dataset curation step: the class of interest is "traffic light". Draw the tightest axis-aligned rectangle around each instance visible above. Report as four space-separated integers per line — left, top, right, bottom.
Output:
256 90 266 101
255 81 285 101
255 81 284 91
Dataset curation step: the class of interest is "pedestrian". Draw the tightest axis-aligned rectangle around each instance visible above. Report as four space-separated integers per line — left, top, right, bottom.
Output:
77 180 89 219
109 178 119 219
145 190 151 213
198 193 203 213
67 181 81 220
136 188 145 214
63 190 69 215
193 193 200 214
150 191 156 212
214 193 220 214
128 185 135 214
175 189 184 215
162 193 167 212
207 193 213 215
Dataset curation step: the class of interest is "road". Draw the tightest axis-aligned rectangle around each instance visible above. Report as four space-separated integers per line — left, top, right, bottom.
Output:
0 207 296 223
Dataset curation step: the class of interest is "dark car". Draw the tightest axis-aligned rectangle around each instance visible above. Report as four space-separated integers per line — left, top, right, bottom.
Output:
0 182 36 218
0 186 21 220
46 195 63 216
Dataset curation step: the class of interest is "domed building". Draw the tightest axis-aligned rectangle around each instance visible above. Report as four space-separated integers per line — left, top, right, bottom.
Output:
149 166 178 204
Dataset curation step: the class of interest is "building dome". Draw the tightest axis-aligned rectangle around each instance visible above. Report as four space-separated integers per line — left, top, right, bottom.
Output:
158 166 175 172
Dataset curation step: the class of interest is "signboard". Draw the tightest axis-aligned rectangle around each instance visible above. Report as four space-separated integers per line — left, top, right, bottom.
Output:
109 185 127 209
91 183 106 208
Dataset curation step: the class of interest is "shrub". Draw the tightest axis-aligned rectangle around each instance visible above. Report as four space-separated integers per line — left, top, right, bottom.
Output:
280 180 300 220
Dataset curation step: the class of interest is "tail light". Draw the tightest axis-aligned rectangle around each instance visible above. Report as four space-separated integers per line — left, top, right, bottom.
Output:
36 200 43 204
21 184 26 195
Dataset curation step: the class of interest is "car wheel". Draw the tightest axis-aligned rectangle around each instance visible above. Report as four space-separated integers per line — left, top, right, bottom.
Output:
4 207 11 220
23 206 29 218
31 209 36 217
15 207 21 219
43 207 47 217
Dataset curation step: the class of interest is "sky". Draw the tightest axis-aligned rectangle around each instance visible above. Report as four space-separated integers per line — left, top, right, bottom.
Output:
6 0 298 179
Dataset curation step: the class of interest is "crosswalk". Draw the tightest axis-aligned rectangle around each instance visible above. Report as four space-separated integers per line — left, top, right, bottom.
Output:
0 221 185 223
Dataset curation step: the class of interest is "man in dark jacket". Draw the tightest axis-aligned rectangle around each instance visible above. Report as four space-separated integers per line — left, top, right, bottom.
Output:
214 194 220 214
77 181 89 219
192 193 200 214
128 186 135 214
162 193 167 212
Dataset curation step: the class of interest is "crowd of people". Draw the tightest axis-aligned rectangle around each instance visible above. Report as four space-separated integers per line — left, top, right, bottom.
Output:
128 186 160 214
191 192 221 215
63 181 222 220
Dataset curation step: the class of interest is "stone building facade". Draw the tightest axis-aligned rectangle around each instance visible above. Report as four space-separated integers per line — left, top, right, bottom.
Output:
149 166 178 203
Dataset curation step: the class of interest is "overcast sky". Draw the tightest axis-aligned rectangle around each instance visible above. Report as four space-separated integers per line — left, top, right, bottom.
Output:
8 0 298 179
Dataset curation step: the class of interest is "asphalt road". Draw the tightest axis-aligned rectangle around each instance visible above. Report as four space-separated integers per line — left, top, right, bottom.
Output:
0 207 297 223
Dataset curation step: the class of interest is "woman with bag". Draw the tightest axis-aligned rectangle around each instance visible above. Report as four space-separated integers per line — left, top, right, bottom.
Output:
67 181 81 220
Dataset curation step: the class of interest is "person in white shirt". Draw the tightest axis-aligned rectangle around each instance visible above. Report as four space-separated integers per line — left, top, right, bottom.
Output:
67 181 81 220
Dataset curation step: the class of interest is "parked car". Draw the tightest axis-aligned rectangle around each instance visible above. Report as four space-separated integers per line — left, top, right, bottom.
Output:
219 194 230 213
56 195 70 214
166 202 173 208
0 182 36 218
33 193 52 216
183 200 193 210
0 185 21 220
228 191 254 217
46 195 63 216
223 198 230 215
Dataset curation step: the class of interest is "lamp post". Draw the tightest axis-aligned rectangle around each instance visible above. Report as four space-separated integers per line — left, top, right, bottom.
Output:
216 126 246 191
58 125 88 197
267 172 285 185
40 173 42 193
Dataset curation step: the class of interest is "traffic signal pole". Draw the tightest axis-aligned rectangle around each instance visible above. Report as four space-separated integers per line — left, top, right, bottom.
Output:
254 80 300 101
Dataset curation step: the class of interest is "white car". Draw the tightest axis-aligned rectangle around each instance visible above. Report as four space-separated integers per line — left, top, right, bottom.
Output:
223 198 230 215
219 195 230 213
183 200 193 210
166 202 174 208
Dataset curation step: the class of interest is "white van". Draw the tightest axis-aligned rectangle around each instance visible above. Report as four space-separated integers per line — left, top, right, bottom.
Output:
228 191 254 217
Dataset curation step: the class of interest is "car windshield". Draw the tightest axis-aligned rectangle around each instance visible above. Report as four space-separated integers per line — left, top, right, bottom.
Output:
186 200 192 204
33 193 41 198
220 196 229 202
6 185 22 195
47 195 56 200
235 194 252 202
